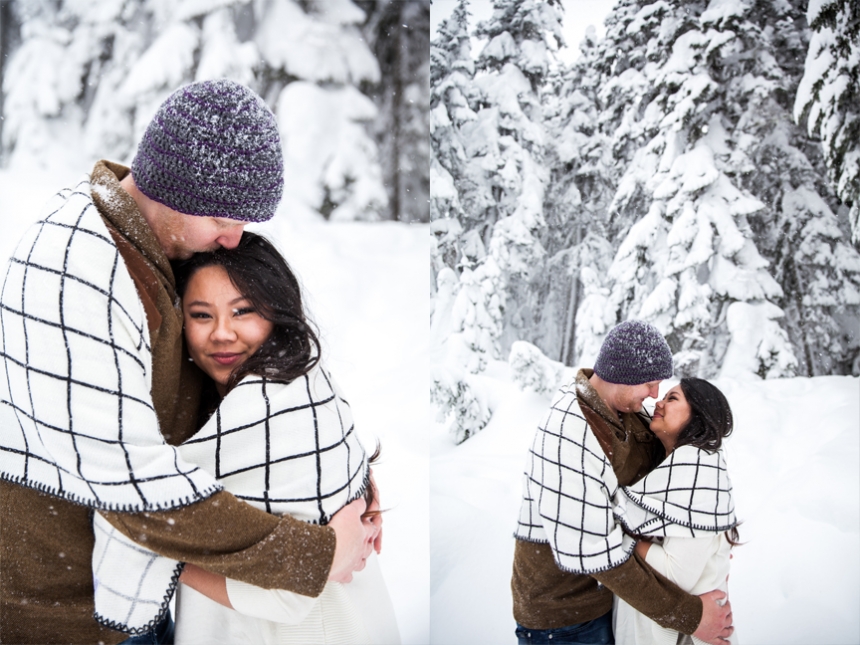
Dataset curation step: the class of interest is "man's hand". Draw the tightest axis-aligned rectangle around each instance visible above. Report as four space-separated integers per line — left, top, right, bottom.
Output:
327 497 380 583
365 469 383 555
693 590 733 645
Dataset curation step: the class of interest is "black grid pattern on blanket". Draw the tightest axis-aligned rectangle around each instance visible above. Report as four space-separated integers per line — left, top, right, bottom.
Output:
515 381 628 574
92 514 182 635
93 366 368 633
182 370 366 523
619 445 736 537
0 180 218 511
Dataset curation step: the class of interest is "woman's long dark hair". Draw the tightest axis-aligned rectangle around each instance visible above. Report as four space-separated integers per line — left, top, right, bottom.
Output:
675 377 742 545
175 231 321 394
674 378 734 453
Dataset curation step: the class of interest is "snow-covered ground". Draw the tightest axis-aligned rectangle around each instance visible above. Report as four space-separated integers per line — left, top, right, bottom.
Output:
431 362 860 644
0 166 430 644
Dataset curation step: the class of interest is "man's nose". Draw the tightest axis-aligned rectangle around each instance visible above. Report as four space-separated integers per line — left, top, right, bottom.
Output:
648 383 660 399
218 225 244 249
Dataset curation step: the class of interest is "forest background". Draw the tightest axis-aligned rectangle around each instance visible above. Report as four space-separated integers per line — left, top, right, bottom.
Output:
430 0 860 442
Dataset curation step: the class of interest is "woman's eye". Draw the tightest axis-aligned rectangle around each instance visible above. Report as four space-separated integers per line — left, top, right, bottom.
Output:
188 311 211 319
234 307 256 316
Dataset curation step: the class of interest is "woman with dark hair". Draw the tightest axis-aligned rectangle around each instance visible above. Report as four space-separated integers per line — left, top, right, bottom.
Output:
91 232 399 645
612 378 739 645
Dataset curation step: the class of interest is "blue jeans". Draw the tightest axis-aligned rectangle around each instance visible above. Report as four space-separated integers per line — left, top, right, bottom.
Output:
118 612 175 645
516 611 614 644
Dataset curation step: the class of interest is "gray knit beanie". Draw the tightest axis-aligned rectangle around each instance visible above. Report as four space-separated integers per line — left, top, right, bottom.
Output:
593 320 673 385
131 79 283 222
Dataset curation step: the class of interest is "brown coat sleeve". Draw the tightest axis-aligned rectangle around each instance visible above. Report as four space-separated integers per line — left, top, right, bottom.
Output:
101 491 335 598
592 551 702 635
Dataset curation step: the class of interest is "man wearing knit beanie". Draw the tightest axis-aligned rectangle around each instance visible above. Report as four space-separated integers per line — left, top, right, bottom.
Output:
0 80 371 644
512 320 734 645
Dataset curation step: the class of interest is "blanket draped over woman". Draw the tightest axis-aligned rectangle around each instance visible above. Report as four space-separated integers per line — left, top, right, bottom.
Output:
93 364 368 635
612 445 737 645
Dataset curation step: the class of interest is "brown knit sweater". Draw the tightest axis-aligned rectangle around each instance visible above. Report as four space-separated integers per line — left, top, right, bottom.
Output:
0 161 335 645
511 369 703 635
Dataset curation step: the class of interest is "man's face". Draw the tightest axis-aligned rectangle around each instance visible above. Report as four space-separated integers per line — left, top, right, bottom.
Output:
612 380 661 413
151 203 245 260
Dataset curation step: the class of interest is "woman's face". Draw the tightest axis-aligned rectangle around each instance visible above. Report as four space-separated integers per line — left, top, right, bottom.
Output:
651 384 692 447
182 265 274 394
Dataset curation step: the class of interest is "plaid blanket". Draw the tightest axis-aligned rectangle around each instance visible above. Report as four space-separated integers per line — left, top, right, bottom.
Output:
514 378 634 574
614 445 736 538
93 366 369 634
0 177 220 511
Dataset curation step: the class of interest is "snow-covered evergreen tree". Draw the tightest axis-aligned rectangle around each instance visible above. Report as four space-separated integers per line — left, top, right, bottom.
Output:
588 0 860 379
535 26 616 364
365 0 430 223
468 0 564 354
1 0 402 221
430 0 571 440
430 0 477 277
795 0 860 248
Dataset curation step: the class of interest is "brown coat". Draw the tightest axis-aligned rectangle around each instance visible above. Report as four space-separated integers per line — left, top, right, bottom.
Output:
511 369 702 635
0 161 335 644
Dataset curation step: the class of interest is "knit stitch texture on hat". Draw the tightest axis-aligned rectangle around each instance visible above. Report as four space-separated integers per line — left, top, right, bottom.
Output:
593 320 673 385
131 79 283 222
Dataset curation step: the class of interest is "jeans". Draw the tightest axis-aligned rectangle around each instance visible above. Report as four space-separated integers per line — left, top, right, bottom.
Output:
516 611 614 644
118 612 175 645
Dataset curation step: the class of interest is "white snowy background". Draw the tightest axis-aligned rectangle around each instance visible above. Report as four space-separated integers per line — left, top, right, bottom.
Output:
430 0 860 643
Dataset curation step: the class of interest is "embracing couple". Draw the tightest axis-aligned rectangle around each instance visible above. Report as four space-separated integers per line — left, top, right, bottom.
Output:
0 81 399 644
512 320 739 645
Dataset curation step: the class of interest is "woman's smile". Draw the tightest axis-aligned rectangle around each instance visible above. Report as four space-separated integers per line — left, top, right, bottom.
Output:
210 352 243 366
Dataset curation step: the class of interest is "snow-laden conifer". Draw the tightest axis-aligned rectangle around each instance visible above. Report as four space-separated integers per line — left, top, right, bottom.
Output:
795 0 860 247
430 0 567 440
2 0 390 221
537 26 616 365
593 0 860 379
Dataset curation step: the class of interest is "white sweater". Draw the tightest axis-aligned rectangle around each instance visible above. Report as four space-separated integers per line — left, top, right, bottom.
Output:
613 534 738 645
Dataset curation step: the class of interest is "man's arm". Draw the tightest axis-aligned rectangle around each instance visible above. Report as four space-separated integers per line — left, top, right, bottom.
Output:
175 497 381 621
103 491 373 598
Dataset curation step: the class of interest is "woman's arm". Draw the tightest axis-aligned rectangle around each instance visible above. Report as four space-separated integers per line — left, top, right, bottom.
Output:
180 563 232 609
642 536 716 592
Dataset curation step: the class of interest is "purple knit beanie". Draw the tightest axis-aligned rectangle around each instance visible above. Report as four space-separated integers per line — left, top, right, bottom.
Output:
593 320 673 385
131 79 283 222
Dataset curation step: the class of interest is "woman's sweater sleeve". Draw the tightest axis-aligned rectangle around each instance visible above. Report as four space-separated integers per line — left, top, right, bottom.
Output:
100 490 335 598
225 578 318 624
644 537 715 593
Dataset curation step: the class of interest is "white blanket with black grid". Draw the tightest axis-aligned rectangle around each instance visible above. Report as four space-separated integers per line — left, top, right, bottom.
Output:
614 445 736 538
514 378 635 574
93 366 369 634
0 177 220 511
